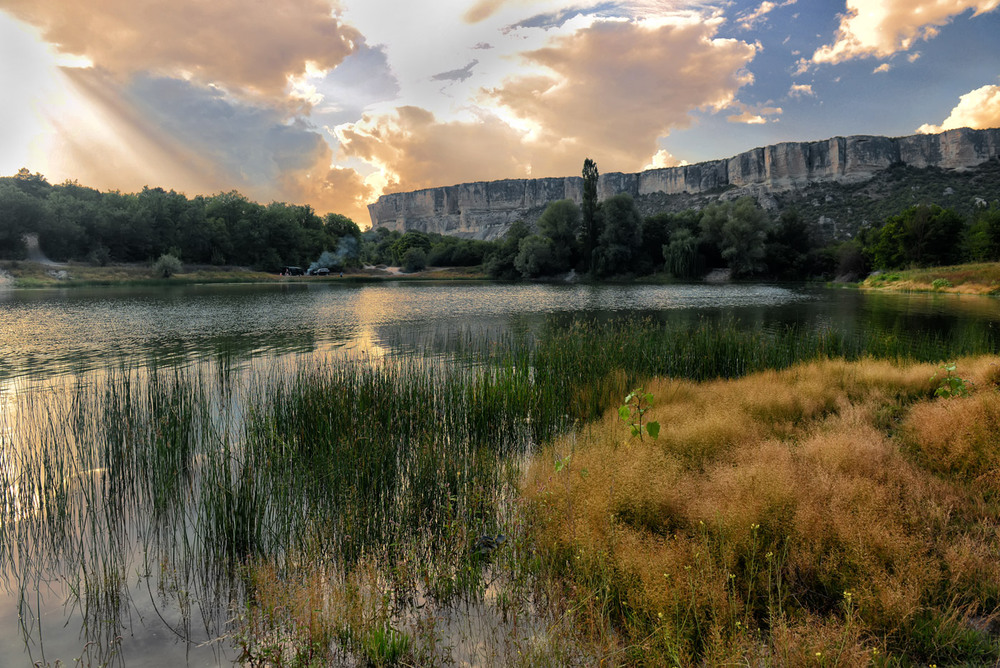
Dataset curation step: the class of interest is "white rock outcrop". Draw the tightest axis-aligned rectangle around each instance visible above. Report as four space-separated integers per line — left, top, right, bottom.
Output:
368 127 1000 239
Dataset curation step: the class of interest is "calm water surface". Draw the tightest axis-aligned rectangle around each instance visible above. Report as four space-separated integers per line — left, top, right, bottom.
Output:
3 281 997 382
0 281 998 665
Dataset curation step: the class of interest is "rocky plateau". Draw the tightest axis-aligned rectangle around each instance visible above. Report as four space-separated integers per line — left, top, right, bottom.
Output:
368 127 1000 241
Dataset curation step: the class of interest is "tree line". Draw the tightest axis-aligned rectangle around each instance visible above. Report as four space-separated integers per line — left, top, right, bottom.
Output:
476 159 1000 281
2 165 999 279
0 169 364 271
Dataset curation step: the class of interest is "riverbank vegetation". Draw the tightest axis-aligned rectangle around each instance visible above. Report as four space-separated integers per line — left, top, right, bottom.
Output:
0 257 485 288
4 161 999 287
5 317 1000 665
481 189 1000 284
527 356 1000 665
862 262 1000 295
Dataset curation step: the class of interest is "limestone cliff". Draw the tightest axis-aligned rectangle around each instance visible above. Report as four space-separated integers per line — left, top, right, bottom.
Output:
368 127 1000 240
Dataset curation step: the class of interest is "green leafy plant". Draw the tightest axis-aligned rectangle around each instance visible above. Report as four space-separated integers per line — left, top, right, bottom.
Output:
932 362 971 398
360 626 412 666
619 388 660 441
152 253 182 278
932 278 953 289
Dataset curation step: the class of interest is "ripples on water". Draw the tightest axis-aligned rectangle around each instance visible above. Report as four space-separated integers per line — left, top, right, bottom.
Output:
0 282 816 382
5 280 995 383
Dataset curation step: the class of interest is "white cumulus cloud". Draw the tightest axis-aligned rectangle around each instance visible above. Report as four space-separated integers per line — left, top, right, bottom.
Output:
917 84 1000 134
810 0 999 66
788 83 814 97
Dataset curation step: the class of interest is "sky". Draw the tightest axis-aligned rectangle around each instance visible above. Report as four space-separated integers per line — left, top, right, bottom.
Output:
2 0 1000 226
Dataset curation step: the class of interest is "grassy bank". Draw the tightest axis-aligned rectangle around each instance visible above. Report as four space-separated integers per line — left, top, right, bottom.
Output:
0 260 276 287
5 319 1000 665
861 262 1000 295
0 260 487 288
526 356 1000 665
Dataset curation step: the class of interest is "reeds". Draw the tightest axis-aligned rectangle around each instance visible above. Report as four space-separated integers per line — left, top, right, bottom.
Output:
2 316 999 664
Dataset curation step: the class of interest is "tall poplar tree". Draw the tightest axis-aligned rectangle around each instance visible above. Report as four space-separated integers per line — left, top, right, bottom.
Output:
581 158 599 273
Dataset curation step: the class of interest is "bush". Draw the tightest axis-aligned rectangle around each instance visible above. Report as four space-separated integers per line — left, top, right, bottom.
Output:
484 220 529 280
88 245 111 267
152 253 183 278
514 235 557 278
401 247 427 273
932 278 953 289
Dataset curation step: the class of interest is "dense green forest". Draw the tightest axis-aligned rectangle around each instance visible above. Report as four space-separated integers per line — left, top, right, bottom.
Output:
0 169 364 271
2 166 999 279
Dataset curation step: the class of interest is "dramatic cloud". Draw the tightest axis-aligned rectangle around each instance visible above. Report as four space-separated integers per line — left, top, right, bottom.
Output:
337 106 531 192
297 44 400 127
0 0 360 94
917 84 1000 134
727 103 782 124
738 0 796 30
337 15 758 195
503 2 617 31
464 0 514 23
120 74 374 221
37 69 372 221
487 18 757 171
646 148 683 169
280 159 374 225
811 0 1000 66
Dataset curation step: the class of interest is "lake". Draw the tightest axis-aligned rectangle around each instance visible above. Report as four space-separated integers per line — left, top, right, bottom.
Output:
0 281 997 666
3 281 998 382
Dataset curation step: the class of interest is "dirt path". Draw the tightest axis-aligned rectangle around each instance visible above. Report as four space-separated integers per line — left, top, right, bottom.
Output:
23 233 63 266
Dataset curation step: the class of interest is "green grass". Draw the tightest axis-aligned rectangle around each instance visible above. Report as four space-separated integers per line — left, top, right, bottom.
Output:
863 262 1000 295
0 260 489 288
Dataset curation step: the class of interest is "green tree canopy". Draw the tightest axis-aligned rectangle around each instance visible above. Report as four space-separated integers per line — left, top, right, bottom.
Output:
580 158 600 273
536 199 580 273
869 204 965 269
966 202 1000 262
663 227 700 278
391 231 432 265
698 197 770 277
514 235 557 278
593 193 642 278
484 219 530 280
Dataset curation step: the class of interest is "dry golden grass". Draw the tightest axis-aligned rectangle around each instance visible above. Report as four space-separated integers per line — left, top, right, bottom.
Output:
525 356 1000 665
0 260 278 286
862 262 1000 295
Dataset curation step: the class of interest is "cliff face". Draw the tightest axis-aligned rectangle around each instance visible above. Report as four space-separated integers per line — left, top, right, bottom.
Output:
368 127 1000 240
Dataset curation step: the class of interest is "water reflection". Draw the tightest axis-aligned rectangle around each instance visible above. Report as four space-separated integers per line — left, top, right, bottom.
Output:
2 282 998 383
0 283 805 381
